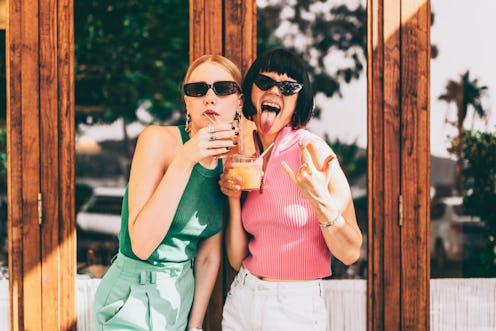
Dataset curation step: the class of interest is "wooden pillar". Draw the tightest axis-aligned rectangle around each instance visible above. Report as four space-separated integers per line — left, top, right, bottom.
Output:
367 0 430 330
7 0 75 330
400 1 430 329
189 1 256 330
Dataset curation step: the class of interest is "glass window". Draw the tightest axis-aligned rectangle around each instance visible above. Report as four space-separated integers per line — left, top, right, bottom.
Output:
74 1 189 279
431 0 495 279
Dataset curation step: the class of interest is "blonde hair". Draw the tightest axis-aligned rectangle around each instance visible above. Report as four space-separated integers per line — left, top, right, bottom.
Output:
183 55 242 90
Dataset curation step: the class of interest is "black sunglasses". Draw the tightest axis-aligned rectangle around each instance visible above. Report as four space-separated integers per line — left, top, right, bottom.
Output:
183 81 240 97
254 74 303 96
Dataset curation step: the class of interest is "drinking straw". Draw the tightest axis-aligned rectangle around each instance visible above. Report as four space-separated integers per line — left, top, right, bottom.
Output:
258 142 274 160
205 114 219 124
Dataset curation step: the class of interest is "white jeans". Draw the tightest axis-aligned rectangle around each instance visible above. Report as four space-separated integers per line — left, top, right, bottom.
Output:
222 266 328 331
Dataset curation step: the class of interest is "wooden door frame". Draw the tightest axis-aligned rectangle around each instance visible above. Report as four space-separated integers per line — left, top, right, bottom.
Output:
367 0 430 329
6 0 430 330
7 0 75 330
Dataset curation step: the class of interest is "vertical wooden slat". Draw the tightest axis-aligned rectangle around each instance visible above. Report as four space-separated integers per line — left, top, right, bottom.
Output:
400 0 430 330
204 0 222 56
8 0 76 329
224 0 256 75
58 0 76 329
369 0 431 330
190 0 205 61
367 0 385 329
383 0 402 329
189 0 223 61
7 0 23 329
368 0 403 328
39 0 60 329
20 0 43 329
0 0 7 30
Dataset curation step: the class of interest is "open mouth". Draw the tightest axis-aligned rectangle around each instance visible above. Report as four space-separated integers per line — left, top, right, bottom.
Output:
259 102 281 133
261 102 281 115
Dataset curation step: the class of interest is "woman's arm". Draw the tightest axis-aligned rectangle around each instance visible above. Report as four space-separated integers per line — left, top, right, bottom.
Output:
315 159 363 265
187 232 222 329
224 197 249 270
282 138 363 265
219 167 249 271
127 126 193 259
128 125 230 259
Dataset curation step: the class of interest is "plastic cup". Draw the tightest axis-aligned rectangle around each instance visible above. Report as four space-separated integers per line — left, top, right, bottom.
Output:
227 154 263 191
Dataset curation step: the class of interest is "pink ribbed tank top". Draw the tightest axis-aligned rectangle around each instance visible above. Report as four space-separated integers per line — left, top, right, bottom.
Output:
242 126 334 279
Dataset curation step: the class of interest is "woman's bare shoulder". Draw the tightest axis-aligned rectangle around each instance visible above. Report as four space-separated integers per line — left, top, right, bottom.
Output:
135 125 182 161
138 125 179 143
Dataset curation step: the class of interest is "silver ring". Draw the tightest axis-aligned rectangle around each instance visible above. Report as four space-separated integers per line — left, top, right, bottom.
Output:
209 132 216 141
207 125 215 133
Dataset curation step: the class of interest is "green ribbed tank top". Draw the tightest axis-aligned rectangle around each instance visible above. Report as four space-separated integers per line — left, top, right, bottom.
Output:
118 125 225 265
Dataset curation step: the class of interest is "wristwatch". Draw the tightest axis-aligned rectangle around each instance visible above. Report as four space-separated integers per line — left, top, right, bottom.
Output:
319 212 345 228
187 328 203 331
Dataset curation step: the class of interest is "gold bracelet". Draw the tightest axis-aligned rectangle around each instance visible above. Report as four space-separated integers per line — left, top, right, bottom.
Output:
319 213 345 228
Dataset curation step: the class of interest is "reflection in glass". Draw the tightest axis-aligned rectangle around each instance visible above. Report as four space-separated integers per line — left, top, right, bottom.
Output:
430 1 496 329
430 0 496 279
74 1 189 279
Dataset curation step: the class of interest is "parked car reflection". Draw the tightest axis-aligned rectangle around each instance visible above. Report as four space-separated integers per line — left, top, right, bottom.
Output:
76 186 124 278
430 196 488 276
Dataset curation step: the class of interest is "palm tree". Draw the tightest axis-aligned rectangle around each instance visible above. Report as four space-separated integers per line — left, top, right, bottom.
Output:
438 70 488 195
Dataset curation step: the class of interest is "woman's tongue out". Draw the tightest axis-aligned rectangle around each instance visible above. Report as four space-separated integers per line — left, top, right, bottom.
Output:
260 104 280 133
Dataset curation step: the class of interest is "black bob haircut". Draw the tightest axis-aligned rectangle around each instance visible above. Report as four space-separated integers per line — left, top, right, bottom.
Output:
242 48 314 129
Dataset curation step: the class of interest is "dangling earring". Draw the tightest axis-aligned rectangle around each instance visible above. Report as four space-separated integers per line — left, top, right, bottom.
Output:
234 112 241 121
185 113 192 132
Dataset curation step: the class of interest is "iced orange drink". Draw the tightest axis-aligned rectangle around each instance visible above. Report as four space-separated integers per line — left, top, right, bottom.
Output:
227 155 263 191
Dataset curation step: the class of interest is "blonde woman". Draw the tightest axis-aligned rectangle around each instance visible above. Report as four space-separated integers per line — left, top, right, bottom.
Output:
94 55 243 331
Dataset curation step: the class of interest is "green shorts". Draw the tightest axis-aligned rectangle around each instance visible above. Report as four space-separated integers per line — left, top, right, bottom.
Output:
94 252 194 331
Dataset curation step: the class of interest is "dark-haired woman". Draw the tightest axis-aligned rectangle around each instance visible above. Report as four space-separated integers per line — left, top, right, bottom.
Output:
94 55 243 331
220 48 363 331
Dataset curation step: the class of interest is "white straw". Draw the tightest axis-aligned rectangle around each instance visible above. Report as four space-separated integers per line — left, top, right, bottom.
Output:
258 142 274 159
204 114 219 124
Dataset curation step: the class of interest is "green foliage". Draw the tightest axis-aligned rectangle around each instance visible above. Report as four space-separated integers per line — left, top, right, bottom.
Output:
0 31 5 124
74 0 189 125
257 1 366 118
0 128 5 173
438 70 488 194
463 130 496 275
0 128 5 195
